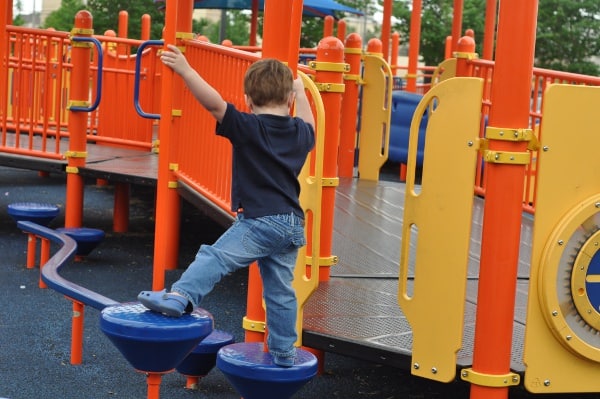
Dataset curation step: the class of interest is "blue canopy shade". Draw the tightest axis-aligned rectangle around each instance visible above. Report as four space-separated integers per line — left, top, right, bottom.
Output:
155 0 363 17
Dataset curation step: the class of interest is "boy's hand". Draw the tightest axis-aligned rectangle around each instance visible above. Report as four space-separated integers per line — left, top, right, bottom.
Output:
160 44 191 75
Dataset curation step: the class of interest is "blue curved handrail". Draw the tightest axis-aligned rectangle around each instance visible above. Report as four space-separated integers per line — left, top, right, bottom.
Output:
134 40 164 120
69 37 104 113
17 221 119 310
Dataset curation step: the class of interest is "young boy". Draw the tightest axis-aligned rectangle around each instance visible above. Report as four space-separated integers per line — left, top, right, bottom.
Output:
138 44 315 367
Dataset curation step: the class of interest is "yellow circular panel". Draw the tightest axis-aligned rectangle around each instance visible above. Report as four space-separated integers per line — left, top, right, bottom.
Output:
539 195 600 362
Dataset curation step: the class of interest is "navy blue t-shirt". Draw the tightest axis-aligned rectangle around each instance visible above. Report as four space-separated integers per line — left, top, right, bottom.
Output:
216 102 315 219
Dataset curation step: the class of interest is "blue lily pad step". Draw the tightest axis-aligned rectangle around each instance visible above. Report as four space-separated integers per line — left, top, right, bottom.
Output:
100 303 213 373
56 227 105 256
217 342 318 399
177 329 235 377
7 202 60 226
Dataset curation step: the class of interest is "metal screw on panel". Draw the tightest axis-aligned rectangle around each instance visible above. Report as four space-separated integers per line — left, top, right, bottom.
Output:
499 131 505 136
431 367 437 374
552 310 558 317
512 376 519 383
514 132 519 138
467 141 474 147
557 240 564 245
543 146 549 151
544 380 551 387
413 363 420 370
595 202 600 208
566 335 572 341
462 370 469 378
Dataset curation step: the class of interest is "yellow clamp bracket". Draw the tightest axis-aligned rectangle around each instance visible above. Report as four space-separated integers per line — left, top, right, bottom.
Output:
175 32 194 40
453 51 479 60
309 61 350 73
481 149 531 165
364 52 383 57
306 255 338 267
460 368 520 387
169 163 179 171
67 100 90 109
486 126 540 151
322 177 339 187
172 109 182 117
70 28 94 36
65 166 79 174
152 139 160 154
344 74 361 82
315 82 345 93
71 41 93 49
167 181 178 189
345 47 363 55
405 73 418 79
64 151 88 159
242 316 266 332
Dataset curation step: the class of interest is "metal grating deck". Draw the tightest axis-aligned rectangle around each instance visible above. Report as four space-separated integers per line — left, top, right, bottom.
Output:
303 177 532 373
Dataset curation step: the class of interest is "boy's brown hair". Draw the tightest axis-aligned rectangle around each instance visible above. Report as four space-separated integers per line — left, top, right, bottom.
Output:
244 58 293 107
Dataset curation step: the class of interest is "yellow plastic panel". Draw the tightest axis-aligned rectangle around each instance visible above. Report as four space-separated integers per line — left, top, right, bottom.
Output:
398 77 483 382
357 54 392 181
524 84 600 393
293 71 324 346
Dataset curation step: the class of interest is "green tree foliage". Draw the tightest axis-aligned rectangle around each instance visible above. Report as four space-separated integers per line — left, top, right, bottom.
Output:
86 0 164 39
536 0 600 75
43 0 88 31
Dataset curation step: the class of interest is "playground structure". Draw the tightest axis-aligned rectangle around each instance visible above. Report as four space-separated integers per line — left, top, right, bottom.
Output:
1 1 600 399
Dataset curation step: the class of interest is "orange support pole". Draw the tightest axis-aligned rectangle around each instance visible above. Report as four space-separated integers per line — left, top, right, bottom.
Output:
146 373 162 399
70 300 84 365
391 32 400 73
152 0 179 289
65 11 94 229
39 237 50 289
323 15 334 38
243 0 301 345
336 19 346 43
455 35 476 77
451 0 464 53
338 33 362 178
118 10 128 38
381 0 392 62
482 0 498 60
249 0 259 46
315 36 345 281
113 182 130 233
26 233 37 269
469 1 538 399
141 14 151 40
406 0 422 93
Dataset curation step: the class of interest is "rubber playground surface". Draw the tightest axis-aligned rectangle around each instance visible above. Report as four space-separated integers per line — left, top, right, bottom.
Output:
0 166 596 399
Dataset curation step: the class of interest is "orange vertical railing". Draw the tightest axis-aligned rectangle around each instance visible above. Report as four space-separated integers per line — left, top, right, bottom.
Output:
469 2 538 399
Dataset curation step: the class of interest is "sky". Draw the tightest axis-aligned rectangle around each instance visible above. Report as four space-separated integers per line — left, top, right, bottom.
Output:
13 0 42 15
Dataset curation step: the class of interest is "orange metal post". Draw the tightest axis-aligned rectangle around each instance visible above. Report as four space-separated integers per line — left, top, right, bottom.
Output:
141 14 151 40
336 19 346 42
406 0 422 93
262 1 292 59
244 264 265 343
391 32 400 72
70 300 84 364
146 373 162 399
451 0 464 53
338 33 362 178
469 2 538 399
381 0 392 61
113 182 130 232
65 11 94 228
152 0 179 289
482 0 498 60
455 35 475 77
249 0 259 46
118 10 128 38
39 237 50 289
26 234 36 269
315 36 345 281
323 15 334 38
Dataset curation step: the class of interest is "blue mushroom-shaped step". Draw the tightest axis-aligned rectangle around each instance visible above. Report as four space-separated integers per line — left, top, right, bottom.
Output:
100 303 213 373
177 329 235 378
56 227 105 256
217 342 318 399
7 202 60 226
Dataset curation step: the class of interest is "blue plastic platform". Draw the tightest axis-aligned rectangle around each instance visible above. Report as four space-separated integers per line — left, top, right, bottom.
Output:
7 202 60 226
56 227 105 256
100 303 213 373
177 329 235 378
217 342 318 399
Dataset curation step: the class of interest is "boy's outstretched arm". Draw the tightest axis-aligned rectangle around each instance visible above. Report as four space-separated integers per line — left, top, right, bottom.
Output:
293 76 315 130
160 44 227 123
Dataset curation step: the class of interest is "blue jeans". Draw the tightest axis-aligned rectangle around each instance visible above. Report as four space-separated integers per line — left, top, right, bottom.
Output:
172 212 306 358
